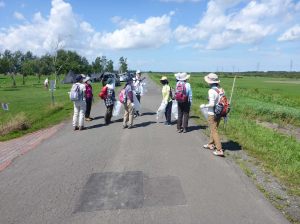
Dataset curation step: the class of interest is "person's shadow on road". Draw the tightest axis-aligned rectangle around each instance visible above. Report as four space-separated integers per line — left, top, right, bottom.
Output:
133 121 157 128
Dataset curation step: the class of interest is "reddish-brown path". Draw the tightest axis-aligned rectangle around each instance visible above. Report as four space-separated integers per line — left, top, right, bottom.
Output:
0 123 65 172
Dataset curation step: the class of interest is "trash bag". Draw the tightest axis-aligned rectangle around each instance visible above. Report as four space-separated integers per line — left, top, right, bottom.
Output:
133 94 141 111
200 106 208 120
141 82 148 95
171 100 178 119
113 101 122 117
156 102 167 120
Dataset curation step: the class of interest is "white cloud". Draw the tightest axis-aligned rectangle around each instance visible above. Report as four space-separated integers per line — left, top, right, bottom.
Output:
0 0 172 60
90 14 172 50
14 11 26 20
278 24 300 41
174 0 296 49
0 1 5 8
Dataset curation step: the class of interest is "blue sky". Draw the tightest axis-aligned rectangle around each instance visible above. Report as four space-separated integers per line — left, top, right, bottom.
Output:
0 0 300 72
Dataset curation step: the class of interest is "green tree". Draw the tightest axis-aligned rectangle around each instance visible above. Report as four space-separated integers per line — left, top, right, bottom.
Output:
21 59 38 85
92 56 103 73
119 56 128 73
106 60 114 72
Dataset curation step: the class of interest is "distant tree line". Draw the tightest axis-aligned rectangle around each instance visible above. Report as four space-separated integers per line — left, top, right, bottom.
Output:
0 49 128 86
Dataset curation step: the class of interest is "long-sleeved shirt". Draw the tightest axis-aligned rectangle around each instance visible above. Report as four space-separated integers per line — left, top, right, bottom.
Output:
125 84 134 103
162 84 172 104
205 86 225 115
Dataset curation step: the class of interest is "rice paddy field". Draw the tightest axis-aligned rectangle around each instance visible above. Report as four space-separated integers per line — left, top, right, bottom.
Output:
149 73 300 196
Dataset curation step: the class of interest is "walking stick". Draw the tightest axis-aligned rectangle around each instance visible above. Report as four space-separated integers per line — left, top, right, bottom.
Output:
224 75 237 129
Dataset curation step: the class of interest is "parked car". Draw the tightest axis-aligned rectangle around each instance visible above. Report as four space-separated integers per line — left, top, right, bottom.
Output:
119 72 135 82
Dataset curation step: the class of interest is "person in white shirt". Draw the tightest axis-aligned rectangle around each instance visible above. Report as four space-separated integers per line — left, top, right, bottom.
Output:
133 70 144 116
200 73 224 156
72 75 86 131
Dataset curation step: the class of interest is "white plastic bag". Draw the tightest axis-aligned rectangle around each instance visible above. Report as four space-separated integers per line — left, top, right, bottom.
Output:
113 101 122 117
156 102 167 120
171 100 178 119
141 82 147 95
200 106 208 120
133 93 141 111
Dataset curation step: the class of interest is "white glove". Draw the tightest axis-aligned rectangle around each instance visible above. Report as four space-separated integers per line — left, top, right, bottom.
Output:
200 104 205 109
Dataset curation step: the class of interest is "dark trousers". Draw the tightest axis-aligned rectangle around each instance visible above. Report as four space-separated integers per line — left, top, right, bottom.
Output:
105 105 113 124
135 94 141 113
177 101 190 130
165 101 172 123
85 98 92 118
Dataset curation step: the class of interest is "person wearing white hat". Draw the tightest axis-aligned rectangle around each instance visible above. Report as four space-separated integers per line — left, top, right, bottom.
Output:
84 76 93 121
200 73 224 156
133 70 144 116
174 72 192 133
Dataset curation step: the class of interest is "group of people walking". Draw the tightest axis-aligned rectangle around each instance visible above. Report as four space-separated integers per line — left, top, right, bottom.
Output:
71 71 226 157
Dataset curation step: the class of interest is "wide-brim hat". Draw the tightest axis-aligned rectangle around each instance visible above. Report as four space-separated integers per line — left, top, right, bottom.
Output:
83 77 90 82
175 72 190 81
160 76 168 81
136 70 141 74
204 73 220 84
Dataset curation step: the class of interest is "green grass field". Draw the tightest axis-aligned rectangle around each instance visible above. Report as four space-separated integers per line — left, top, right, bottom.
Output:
150 73 300 196
0 74 103 141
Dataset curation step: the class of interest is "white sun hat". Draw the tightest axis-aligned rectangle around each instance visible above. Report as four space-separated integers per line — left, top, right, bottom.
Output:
204 73 220 84
175 72 190 81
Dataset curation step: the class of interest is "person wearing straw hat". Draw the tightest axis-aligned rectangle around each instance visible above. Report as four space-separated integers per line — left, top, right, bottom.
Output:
72 74 86 131
200 73 224 156
84 76 94 121
174 72 192 133
160 76 173 125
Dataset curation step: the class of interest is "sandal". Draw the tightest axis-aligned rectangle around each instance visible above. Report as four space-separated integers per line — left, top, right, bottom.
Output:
203 144 215 150
213 150 224 157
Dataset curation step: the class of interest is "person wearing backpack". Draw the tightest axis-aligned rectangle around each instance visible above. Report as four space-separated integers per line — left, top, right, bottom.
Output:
175 72 192 133
71 74 86 131
122 78 135 129
160 76 173 125
103 78 116 125
200 73 225 157
84 76 93 121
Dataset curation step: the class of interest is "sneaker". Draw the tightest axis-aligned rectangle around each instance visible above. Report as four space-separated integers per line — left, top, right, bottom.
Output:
203 144 215 150
183 129 187 133
213 150 224 157
123 125 128 129
85 118 92 121
177 129 183 133
128 125 134 129
74 126 79 131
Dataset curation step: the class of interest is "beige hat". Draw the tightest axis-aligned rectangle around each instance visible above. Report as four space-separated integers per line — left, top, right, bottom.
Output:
204 73 220 84
175 72 190 81
160 76 168 81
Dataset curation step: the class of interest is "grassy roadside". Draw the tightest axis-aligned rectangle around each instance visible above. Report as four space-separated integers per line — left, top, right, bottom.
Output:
149 73 300 197
0 74 102 141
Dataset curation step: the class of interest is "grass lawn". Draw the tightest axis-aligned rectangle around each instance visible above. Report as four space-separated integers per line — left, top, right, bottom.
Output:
0 74 103 141
150 73 300 197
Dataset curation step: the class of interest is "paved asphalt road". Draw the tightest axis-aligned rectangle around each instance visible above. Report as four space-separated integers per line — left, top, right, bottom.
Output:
0 77 289 224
